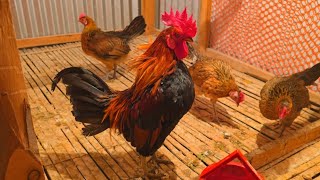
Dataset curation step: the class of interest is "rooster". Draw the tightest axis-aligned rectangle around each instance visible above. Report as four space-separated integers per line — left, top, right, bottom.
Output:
259 62 320 137
52 9 197 178
188 44 245 123
78 13 146 79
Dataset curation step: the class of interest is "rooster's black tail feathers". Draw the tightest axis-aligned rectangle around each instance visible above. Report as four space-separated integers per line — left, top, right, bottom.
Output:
52 67 114 136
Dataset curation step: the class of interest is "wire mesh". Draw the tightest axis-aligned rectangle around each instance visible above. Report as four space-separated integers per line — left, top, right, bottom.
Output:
209 0 320 92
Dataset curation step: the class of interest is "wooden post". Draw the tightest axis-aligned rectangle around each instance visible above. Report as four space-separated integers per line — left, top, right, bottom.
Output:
141 0 156 34
198 0 212 52
0 0 45 179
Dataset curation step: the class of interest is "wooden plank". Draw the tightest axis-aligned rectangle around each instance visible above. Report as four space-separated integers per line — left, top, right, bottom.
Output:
44 164 62 180
197 0 212 51
277 153 320 179
260 138 320 179
16 33 81 49
61 128 113 179
246 119 320 169
295 163 320 180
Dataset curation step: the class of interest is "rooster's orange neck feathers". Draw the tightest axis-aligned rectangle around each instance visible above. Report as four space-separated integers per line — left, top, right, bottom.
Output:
103 28 179 130
131 28 178 97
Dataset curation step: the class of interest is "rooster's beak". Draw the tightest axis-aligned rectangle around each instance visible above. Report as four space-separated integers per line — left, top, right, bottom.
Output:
185 37 193 42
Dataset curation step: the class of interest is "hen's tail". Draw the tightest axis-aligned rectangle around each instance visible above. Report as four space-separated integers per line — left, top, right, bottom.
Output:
295 62 320 86
122 15 146 40
51 67 115 136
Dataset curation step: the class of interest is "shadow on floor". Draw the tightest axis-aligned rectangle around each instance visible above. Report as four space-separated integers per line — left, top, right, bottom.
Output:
190 96 239 129
45 150 177 180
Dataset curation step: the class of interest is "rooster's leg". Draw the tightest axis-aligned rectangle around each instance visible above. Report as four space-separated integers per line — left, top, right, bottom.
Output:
140 156 166 179
149 153 173 165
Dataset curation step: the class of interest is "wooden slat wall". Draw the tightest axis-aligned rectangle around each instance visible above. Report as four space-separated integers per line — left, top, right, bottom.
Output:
11 0 201 39
10 0 140 39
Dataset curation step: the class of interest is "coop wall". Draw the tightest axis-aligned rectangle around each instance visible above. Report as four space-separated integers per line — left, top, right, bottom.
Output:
209 0 320 92
10 0 140 39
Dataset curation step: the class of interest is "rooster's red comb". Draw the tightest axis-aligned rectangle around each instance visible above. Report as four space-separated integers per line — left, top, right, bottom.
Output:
161 8 197 38
79 12 86 19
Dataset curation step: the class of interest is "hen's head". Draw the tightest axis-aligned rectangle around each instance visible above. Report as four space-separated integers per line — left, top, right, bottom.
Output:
161 8 197 60
78 13 94 26
229 91 245 106
278 100 291 120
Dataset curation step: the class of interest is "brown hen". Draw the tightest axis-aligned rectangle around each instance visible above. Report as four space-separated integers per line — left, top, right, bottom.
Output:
188 44 245 123
78 13 146 79
259 62 320 136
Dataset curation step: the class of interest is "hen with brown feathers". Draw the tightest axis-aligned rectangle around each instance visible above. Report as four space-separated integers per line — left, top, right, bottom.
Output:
188 45 244 123
189 56 240 102
259 62 320 136
79 14 146 79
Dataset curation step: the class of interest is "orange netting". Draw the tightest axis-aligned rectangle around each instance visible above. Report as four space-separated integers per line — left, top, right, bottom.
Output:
209 0 320 92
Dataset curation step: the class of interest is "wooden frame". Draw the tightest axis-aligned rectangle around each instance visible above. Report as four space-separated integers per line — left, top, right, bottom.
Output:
198 0 212 52
1 0 44 179
141 0 156 35
16 33 81 49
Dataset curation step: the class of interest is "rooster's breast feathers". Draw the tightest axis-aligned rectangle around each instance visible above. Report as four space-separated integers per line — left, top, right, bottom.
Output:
105 61 194 156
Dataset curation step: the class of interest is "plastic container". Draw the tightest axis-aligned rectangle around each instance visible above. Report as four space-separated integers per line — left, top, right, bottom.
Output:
199 150 263 180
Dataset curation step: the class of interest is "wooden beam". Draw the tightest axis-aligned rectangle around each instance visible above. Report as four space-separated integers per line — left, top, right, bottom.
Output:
16 33 81 49
246 119 320 170
205 48 320 104
141 0 156 34
0 0 44 179
197 0 212 52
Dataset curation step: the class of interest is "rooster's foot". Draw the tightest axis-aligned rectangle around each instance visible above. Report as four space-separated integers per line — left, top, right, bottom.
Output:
144 172 168 179
138 156 168 179
149 154 173 165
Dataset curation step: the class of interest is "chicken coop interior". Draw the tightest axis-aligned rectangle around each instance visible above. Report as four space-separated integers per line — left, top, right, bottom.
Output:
1 0 320 180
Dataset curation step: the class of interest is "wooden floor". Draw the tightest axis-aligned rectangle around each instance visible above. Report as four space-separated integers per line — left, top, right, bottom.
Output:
19 36 320 180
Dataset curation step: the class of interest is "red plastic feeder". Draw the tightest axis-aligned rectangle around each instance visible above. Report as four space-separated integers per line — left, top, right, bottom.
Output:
199 150 263 180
